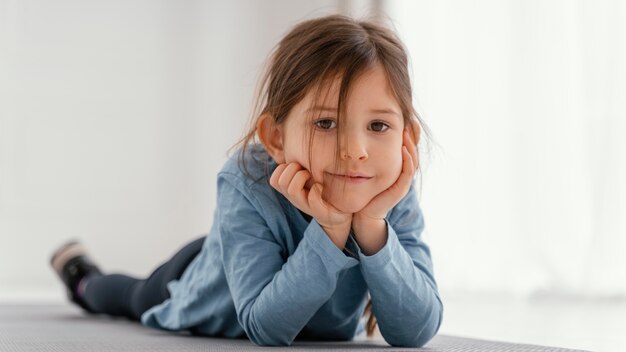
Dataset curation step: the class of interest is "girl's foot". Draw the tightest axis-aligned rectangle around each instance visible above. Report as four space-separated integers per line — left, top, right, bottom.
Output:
50 240 102 313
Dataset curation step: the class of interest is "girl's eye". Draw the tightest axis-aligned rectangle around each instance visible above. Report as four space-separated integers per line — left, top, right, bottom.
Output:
369 121 390 132
314 119 337 130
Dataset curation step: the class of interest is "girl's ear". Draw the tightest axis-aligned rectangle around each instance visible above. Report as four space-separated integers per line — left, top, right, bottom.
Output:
257 113 286 164
410 119 421 147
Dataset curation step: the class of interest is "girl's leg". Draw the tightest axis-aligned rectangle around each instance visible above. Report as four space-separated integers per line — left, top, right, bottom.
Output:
81 236 205 320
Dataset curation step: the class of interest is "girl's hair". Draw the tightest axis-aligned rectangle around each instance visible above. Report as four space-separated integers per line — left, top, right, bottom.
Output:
230 14 431 338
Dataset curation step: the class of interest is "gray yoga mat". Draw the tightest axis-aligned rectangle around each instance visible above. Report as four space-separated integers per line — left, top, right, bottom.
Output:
0 304 589 351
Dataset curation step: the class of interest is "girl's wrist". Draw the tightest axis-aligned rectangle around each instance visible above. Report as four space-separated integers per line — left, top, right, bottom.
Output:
319 222 351 250
351 217 388 256
352 213 384 227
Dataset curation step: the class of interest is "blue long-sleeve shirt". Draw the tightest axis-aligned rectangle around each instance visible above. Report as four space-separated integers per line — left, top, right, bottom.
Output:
141 143 443 346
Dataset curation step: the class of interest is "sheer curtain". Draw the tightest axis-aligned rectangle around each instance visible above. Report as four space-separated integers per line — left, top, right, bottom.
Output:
387 0 626 297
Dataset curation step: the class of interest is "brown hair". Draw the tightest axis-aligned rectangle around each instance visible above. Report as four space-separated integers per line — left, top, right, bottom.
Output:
230 14 431 338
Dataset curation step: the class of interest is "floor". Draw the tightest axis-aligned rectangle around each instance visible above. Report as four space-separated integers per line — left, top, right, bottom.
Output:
436 291 625 352
1 289 621 351
1 304 591 352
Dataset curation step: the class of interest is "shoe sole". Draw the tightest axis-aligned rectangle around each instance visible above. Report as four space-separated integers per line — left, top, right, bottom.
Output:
50 241 87 275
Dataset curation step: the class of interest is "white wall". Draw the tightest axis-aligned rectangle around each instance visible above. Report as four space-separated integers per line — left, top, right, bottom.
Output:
0 0 339 301
387 0 626 298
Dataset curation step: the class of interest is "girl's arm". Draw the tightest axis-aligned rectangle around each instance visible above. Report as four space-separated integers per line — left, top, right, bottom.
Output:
352 182 443 347
217 172 359 346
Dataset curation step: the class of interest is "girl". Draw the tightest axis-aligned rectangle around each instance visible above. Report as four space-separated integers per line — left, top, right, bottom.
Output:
50 14 443 347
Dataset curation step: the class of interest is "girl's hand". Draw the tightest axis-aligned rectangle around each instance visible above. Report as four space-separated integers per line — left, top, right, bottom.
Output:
350 128 418 255
269 162 353 249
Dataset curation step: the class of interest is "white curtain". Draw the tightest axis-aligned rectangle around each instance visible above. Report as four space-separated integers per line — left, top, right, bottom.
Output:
388 0 626 297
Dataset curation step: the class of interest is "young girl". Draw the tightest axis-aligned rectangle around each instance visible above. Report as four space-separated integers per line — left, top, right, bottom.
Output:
50 14 443 347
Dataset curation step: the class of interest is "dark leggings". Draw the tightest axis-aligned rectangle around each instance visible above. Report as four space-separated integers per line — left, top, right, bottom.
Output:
82 236 205 320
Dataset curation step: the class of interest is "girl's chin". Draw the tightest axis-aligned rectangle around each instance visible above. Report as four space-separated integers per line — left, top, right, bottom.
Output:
329 199 369 214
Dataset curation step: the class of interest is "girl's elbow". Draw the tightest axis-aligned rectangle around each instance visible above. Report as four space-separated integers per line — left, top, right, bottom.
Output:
388 303 443 347
239 310 294 346
389 325 438 348
413 303 444 347
411 323 440 348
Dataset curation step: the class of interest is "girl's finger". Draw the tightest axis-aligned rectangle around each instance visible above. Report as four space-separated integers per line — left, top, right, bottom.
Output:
404 129 419 171
287 169 312 206
397 145 415 190
269 163 288 190
308 183 329 214
277 162 302 191
365 142 415 214
383 146 414 201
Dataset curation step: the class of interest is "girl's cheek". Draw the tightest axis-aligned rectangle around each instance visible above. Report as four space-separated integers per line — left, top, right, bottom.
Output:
283 151 309 170
392 150 403 176
380 151 403 187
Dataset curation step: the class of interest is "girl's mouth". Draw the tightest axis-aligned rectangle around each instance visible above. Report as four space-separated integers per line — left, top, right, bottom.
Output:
328 173 373 184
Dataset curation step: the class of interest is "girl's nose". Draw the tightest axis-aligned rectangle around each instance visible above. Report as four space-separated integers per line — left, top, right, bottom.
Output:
340 135 368 161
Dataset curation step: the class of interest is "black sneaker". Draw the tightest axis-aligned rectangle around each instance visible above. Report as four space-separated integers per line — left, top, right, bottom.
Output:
50 240 102 313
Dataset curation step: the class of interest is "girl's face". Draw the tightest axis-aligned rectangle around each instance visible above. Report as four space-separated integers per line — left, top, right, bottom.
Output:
280 64 405 214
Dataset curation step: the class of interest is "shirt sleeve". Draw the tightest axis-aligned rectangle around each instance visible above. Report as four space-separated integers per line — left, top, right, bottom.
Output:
350 182 444 347
217 173 359 346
